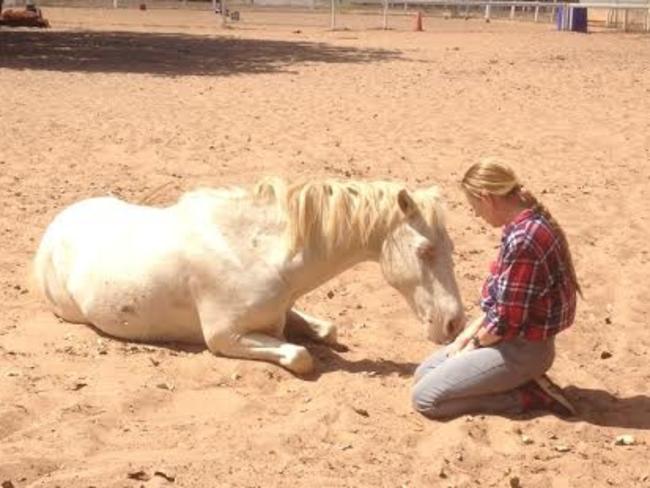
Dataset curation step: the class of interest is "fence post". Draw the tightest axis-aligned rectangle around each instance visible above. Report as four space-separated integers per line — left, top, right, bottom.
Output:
484 3 491 21
510 4 515 19
563 5 570 30
534 5 539 21
551 0 557 24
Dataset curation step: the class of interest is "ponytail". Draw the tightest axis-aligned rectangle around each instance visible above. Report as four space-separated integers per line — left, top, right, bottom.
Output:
516 186 582 297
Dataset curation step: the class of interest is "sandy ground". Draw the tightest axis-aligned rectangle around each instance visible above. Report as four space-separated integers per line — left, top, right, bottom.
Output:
1 7 650 488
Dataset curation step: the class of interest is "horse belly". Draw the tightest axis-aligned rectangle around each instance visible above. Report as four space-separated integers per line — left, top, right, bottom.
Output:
76 273 204 344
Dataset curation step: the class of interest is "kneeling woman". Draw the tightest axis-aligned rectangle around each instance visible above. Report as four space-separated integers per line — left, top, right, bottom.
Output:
412 160 580 419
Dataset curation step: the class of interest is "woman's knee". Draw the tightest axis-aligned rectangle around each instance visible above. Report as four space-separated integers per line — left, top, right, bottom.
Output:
413 347 450 383
411 382 446 418
412 363 429 384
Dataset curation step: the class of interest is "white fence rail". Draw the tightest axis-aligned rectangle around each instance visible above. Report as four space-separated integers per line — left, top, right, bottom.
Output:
370 0 650 31
4 0 649 31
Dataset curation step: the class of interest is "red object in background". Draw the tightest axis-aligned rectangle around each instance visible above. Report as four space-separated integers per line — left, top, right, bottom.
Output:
414 11 423 31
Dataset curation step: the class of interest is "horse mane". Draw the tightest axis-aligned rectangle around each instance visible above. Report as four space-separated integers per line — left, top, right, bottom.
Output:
179 177 444 259
253 177 444 258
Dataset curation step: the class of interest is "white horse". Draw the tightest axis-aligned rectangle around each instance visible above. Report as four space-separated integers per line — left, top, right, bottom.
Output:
33 178 464 374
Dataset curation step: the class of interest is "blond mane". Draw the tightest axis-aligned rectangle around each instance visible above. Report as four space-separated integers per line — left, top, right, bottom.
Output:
179 177 443 258
253 177 443 258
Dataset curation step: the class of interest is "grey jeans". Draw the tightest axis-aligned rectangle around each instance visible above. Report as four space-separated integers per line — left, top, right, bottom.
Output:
411 337 555 419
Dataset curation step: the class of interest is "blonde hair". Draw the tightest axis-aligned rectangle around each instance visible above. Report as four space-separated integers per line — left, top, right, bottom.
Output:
461 159 581 296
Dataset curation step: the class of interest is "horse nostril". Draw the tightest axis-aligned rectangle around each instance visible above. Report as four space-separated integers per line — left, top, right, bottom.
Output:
446 316 464 339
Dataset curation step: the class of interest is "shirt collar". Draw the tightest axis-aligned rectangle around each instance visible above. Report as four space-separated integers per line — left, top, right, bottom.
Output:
503 208 535 234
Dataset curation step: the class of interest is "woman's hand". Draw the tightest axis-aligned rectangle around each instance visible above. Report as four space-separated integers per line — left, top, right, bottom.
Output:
446 314 485 357
446 333 471 357
458 336 480 355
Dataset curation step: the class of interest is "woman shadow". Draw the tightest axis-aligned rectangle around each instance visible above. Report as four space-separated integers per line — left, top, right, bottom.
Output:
561 385 650 430
507 384 650 429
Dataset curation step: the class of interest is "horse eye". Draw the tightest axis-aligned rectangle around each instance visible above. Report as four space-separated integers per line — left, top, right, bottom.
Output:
417 245 435 261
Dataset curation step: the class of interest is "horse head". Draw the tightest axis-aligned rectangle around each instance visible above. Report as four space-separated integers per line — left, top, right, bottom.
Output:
379 187 465 343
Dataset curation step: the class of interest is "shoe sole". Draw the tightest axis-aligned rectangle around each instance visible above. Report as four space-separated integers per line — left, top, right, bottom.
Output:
535 374 577 416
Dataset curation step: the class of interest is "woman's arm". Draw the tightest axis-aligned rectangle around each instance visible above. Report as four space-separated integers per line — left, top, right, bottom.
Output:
448 313 505 356
446 313 485 356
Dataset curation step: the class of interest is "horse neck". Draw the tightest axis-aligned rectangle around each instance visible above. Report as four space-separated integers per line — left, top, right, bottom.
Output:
279 241 381 300
278 181 400 297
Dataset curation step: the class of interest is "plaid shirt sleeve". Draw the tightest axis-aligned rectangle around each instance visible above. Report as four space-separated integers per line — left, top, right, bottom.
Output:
481 224 550 339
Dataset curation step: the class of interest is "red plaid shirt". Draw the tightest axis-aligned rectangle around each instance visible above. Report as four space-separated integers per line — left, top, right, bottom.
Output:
480 208 577 341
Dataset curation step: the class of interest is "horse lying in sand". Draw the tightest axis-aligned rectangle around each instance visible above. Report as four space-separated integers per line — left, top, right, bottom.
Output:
33 178 464 374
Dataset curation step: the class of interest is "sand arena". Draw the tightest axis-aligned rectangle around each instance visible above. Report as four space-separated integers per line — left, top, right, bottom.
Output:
1 7 649 487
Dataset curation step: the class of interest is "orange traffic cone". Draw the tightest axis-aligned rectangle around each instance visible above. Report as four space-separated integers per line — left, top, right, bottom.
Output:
414 11 423 31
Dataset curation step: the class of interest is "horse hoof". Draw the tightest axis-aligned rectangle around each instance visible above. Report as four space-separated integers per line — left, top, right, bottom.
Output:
280 345 313 375
317 324 337 345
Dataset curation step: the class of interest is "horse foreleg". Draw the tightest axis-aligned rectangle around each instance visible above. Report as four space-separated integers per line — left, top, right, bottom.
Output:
285 308 337 345
206 330 314 375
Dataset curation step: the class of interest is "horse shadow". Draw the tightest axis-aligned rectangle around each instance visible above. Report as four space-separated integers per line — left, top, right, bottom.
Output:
91 324 416 379
306 342 418 379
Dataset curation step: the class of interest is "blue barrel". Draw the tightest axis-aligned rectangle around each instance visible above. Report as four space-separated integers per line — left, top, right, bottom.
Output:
571 7 588 32
556 5 588 32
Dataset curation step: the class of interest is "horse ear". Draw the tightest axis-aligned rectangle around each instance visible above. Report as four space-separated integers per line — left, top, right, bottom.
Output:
397 189 416 217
